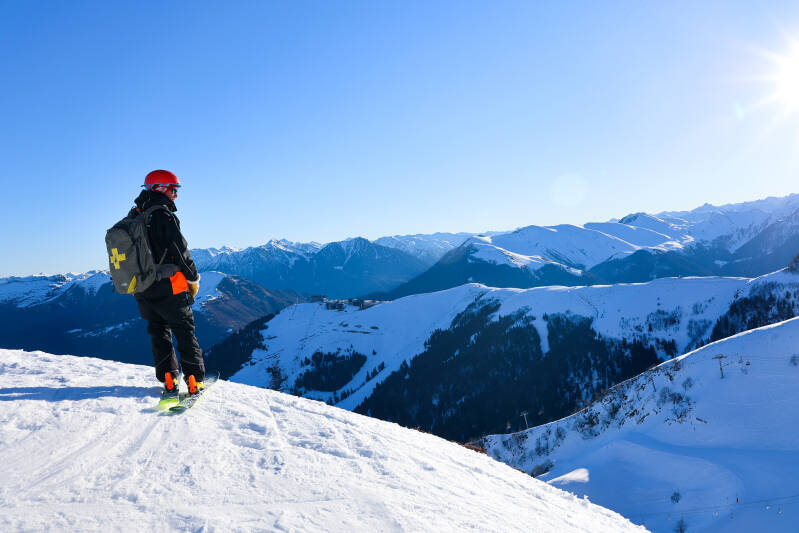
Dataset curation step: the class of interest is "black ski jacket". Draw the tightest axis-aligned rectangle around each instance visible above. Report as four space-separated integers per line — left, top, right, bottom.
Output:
129 189 199 301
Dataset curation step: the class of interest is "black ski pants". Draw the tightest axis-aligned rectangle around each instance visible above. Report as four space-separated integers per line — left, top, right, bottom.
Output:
135 292 205 383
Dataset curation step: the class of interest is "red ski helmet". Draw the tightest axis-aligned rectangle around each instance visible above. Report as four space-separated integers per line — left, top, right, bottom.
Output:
143 169 181 191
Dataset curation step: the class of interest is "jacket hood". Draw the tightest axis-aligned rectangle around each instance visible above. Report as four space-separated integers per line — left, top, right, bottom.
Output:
134 189 177 212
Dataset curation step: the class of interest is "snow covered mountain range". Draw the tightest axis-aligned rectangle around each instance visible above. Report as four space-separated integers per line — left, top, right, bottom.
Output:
189 194 799 301
0 271 303 365
4 192 797 364
191 233 471 299
378 194 799 299
0 349 643 532
212 266 799 442
483 316 799 533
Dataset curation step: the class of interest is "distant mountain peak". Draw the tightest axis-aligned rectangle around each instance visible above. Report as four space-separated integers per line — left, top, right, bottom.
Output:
617 212 648 224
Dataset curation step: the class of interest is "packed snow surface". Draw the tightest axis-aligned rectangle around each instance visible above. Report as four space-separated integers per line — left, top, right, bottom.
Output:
484 317 799 533
0 349 643 532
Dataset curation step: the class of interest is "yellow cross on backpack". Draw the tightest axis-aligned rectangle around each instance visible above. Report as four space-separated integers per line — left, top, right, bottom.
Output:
109 248 126 270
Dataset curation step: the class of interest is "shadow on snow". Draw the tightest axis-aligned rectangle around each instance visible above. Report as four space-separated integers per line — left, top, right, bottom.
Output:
0 385 160 401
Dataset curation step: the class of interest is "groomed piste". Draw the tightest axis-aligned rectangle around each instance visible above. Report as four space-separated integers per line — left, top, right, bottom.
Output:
0 349 642 532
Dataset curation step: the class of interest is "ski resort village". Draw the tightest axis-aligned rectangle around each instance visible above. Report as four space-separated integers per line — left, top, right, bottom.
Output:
4 2 799 532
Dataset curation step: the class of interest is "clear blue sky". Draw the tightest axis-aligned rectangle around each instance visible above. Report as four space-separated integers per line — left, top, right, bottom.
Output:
2 1 799 276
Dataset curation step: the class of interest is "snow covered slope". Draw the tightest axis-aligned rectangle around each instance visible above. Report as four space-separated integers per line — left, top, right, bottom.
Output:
230 270 799 404
230 283 487 404
220 268 799 442
0 350 643 533
483 318 799 533
477 222 681 271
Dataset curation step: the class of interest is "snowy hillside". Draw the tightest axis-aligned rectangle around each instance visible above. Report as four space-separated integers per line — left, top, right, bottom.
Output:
483 317 799 533
229 270 799 404
0 349 643 532
474 222 683 272
218 268 799 442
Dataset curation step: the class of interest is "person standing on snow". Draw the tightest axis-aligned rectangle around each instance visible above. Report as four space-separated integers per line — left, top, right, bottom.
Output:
131 169 205 395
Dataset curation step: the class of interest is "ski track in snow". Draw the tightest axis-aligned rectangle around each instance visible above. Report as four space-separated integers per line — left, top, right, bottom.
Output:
0 350 643 532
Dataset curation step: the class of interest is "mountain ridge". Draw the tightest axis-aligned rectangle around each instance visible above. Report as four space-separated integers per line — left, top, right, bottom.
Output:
375 194 799 300
218 266 799 441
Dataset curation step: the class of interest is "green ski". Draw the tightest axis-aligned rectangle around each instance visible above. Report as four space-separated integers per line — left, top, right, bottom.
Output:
167 373 219 414
151 373 181 411
153 389 180 411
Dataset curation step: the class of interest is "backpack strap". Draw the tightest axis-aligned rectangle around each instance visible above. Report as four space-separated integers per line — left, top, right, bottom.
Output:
139 204 196 282
140 205 171 267
141 204 170 222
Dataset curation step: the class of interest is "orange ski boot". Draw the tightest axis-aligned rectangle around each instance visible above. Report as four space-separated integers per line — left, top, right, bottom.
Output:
187 375 205 396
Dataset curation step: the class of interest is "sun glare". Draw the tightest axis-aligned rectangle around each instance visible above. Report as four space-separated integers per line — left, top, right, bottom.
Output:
750 34 799 137
772 44 799 113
